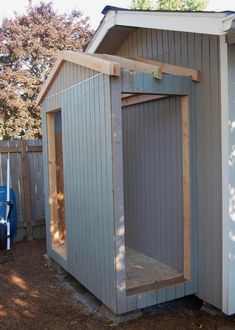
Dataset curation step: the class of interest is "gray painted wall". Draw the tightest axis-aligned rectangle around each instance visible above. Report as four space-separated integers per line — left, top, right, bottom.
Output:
45 62 98 111
226 44 235 314
61 73 117 311
122 96 183 272
42 72 118 312
116 28 222 309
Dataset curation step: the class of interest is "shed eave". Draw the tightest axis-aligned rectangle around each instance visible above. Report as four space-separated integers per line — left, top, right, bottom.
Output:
86 10 235 54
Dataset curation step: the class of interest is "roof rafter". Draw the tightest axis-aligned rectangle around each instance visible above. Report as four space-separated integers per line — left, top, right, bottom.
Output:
127 56 200 82
89 53 162 78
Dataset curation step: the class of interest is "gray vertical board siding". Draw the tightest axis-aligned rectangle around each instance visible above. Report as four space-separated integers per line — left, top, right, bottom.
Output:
226 44 235 314
122 97 183 272
61 73 117 312
117 28 222 309
45 62 98 111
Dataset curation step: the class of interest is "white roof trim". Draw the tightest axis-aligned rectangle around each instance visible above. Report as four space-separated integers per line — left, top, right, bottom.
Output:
86 10 235 53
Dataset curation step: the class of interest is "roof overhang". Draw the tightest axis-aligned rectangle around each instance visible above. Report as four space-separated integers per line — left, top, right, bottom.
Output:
37 51 200 105
86 8 235 54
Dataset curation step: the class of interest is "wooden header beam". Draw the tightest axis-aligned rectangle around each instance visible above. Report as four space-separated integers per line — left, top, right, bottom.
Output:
64 51 120 76
121 94 167 107
37 52 198 106
127 56 200 82
92 54 162 78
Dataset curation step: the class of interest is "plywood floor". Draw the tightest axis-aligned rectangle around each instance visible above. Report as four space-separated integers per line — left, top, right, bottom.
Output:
126 246 184 295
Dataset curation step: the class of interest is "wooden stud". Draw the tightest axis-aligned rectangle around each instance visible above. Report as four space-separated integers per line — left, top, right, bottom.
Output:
20 140 33 240
46 112 59 247
122 94 167 107
127 56 200 82
181 96 191 280
55 132 66 244
92 54 162 77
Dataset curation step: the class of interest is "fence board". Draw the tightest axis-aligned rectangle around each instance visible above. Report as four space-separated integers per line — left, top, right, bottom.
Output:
0 139 45 241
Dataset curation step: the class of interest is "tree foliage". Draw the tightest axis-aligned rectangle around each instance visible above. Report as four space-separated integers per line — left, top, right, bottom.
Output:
131 0 155 10
0 2 92 139
131 0 208 10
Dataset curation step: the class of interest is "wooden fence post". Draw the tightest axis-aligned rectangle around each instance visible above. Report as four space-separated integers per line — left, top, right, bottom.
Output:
20 140 33 240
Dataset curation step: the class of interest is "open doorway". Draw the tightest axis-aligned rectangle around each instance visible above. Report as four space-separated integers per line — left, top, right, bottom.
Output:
47 110 66 259
122 94 190 296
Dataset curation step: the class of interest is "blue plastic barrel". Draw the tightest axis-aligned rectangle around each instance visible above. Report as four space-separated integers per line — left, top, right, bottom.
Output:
0 186 18 250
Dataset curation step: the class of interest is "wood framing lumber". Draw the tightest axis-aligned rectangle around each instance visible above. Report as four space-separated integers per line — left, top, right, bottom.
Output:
63 51 120 76
46 112 59 246
37 51 121 105
122 94 167 107
127 56 200 82
181 95 191 281
91 54 162 77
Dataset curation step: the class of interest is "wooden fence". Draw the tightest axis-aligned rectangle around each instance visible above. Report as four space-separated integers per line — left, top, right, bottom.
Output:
0 139 45 241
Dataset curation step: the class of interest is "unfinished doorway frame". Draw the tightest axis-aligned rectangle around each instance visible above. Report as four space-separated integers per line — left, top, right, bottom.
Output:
121 93 191 295
46 109 67 259
112 69 197 312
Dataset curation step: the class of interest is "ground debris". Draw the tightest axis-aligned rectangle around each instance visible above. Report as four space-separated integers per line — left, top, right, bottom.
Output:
0 240 235 330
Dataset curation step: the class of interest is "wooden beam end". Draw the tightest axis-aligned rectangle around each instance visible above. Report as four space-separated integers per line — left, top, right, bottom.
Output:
192 70 201 82
152 68 162 79
110 62 121 76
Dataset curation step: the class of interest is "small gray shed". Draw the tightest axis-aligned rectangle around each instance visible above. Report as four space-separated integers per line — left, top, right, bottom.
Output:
38 6 235 316
38 50 199 314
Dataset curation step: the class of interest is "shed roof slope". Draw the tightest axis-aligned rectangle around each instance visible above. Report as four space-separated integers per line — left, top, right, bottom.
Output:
86 6 235 53
101 5 235 15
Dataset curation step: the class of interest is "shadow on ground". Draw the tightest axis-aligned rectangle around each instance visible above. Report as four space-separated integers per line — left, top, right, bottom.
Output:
0 240 235 330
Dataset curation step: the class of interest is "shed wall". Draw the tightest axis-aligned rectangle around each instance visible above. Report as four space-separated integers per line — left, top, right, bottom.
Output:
122 96 183 272
45 61 98 111
61 73 117 311
117 28 222 308
226 44 235 314
42 69 118 311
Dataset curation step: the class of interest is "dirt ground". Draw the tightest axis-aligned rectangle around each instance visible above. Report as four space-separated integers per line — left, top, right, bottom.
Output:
0 240 235 330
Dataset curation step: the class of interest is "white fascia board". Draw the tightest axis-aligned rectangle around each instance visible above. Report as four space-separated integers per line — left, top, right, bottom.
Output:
223 14 235 31
86 10 235 54
115 11 226 35
86 11 116 53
